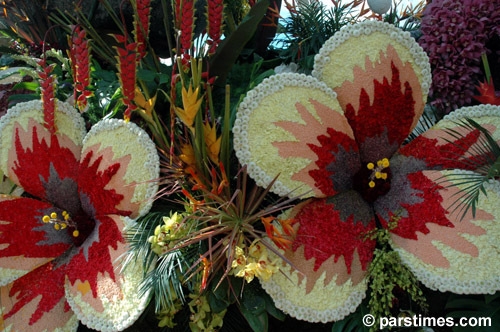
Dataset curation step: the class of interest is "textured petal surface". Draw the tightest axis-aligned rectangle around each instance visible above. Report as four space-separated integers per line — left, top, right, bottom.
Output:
233 73 358 198
80 119 159 219
65 215 148 331
313 21 431 162
0 100 86 201
261 199 376 322
399 105 500 170
387 170 500 294
0 196 72 286
0 262 78 332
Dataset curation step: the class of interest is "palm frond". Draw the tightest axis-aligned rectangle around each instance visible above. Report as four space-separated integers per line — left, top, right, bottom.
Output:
405 107 437 143
439 118 500 221
123 212 197 312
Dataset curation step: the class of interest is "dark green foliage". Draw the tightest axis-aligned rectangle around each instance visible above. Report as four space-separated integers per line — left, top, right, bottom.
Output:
446 293 500 332
331 302 371 332
273 1 361 71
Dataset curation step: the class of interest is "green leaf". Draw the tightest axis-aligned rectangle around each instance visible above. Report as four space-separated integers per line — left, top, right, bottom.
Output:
158 73 170 85
263 291 285 321
239 305 268 332
207 291 230 314
241 282 266 315
137 68 157 82
92 70 116 82
212 276 229 301
7 94 38 102
446 293 500 332
0 46 17 55
209 0 270 85
12 82 39 91
332 303 371 332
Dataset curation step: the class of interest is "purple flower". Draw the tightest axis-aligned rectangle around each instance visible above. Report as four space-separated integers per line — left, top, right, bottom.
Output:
419 0 500 113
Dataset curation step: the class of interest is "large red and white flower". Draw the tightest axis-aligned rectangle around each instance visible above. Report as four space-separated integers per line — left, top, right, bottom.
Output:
0 99 159 331
233 21 500 323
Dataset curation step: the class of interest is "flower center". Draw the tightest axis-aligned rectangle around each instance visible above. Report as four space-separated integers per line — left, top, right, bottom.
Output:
352 158 392 203
42 210 95 246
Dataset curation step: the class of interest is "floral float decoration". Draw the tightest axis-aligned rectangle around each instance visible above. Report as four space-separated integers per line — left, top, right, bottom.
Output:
0 98 159 331
233 20 500 323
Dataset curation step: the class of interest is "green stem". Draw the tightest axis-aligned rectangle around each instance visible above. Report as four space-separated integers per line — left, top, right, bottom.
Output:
481 53 492 84
161 0 175 61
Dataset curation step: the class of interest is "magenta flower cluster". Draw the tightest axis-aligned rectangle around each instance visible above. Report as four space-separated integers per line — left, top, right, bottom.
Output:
419 0 500 113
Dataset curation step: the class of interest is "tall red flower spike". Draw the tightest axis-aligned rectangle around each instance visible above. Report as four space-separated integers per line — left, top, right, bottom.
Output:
174 0 182 30
133 0 152 60
207 0 224 55
37 59 56 135
69 26 92 112
180 0 196 60
112 34 138 122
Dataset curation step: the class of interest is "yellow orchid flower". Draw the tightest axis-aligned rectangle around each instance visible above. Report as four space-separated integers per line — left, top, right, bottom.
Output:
175 84 203 128
203 121 221 163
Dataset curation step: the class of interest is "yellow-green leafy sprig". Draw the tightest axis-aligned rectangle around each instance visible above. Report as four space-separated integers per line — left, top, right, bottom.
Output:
148 212 189 255
365 215 428 331
188 293 226 332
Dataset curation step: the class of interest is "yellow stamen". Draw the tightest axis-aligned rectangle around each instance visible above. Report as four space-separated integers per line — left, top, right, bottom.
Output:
381 173 388 180
367 163 374 170
377 160 383 167
382 158 390 168
54 224 60 230
73 230 79 237
61 223 67 230
375 172 382 179
64 214 70 221
42 215 50 223
369 181 375 188
62 211 68 216
50 212 57 219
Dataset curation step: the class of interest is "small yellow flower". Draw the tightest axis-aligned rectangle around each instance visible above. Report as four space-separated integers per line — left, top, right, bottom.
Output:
175 84 203 128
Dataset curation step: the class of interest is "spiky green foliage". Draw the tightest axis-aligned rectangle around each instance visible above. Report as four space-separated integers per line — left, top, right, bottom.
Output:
441 118 500 220
405 107 438 143
364 216 428 331
383 0 425 32
275 1 368 70
123 212 197 312
173 167 298 290
274 0 365 70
